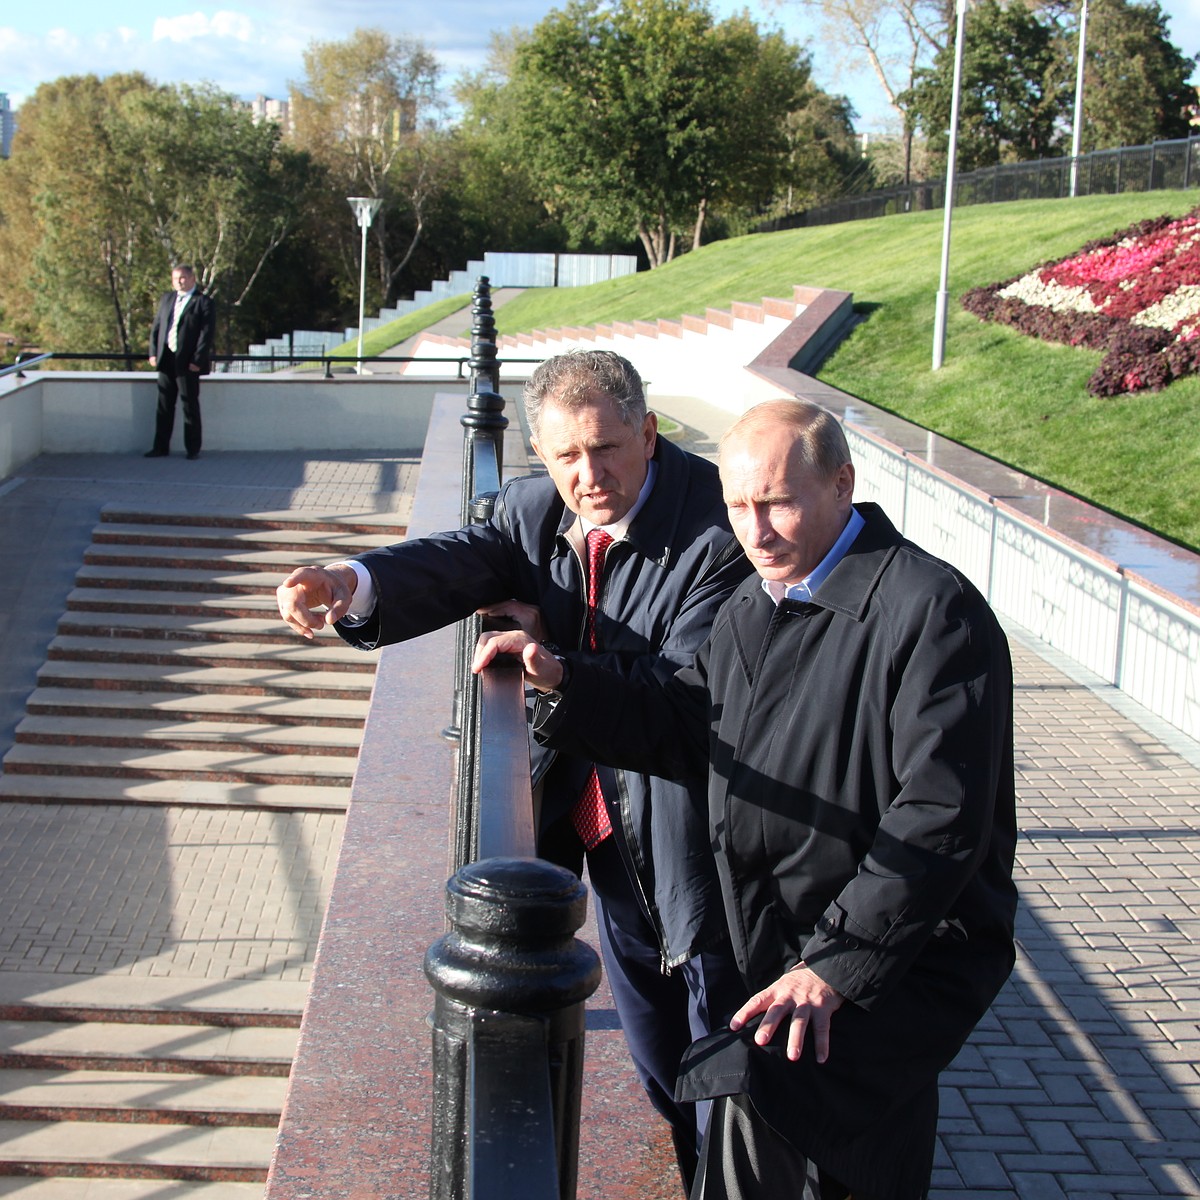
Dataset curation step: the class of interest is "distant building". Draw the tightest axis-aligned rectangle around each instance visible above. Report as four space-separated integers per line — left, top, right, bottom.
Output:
249 94 291 130
0 93 16 158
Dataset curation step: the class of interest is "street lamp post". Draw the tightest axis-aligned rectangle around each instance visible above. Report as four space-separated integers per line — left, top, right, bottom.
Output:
348 196 382 375
1069 0 1090 198
932 0 969 371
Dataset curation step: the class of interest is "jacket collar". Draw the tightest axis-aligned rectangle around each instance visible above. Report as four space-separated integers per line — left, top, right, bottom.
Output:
782 503 902 622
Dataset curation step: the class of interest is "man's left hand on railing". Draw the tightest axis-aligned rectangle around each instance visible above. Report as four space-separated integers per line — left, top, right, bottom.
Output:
473 630 563 692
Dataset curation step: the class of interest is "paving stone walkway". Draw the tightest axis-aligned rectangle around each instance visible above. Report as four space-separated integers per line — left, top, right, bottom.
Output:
0 418 1196 1194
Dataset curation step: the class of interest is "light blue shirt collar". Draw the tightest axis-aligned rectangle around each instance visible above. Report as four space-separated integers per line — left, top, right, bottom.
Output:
762 506 865 605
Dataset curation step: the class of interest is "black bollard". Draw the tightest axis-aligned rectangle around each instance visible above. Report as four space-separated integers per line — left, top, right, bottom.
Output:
425 857 602 1200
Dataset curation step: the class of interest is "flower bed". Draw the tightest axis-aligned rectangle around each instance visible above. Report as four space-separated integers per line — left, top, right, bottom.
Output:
961 206 1200 396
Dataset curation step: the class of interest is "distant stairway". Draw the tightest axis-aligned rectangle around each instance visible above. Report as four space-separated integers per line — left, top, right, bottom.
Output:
0 506 405 812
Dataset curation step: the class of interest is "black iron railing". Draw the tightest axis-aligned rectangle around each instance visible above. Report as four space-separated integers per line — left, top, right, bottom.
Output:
424 276 600 1200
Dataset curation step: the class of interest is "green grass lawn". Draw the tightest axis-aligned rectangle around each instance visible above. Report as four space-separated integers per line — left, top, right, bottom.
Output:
489 192 1200 552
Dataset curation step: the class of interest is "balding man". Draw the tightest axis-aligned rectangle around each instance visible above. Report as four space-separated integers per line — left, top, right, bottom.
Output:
475 398 1018 1200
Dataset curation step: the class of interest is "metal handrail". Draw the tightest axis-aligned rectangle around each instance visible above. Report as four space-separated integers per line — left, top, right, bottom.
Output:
426 276 599 1200
2 350 546 381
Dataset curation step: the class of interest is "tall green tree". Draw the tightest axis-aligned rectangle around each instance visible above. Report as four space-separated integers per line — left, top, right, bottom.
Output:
905 0 1066 170
1056 0 1197 150
508 0 810 266
289 28 445 307
0 74 316 357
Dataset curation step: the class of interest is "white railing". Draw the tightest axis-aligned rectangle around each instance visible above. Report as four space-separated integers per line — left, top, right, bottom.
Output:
849 427 1200 742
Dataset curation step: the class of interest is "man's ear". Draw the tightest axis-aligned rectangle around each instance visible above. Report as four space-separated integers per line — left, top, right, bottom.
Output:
835 463 855 505
642 411 658 459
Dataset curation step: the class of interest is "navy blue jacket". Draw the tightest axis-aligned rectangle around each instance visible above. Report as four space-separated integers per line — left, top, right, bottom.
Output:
337 435 753 967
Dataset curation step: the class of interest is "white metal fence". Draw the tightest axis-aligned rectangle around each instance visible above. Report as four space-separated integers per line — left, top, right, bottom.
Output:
849 428 1200 742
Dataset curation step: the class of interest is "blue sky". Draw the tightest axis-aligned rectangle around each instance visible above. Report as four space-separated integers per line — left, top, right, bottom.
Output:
2 0 1199 132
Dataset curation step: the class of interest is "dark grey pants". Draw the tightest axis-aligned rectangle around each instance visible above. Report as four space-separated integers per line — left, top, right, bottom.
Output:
691 1093 854 1200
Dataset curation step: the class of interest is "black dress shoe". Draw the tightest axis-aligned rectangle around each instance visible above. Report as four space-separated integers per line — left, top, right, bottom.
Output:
143 449 168 458
186 451 201 460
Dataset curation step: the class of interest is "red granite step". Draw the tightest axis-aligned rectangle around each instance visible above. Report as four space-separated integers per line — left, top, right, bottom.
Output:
56 610 304 645
73 566 294 596
13 716 361 757
35 660 375 700
83 544 344 575
99 506 408 537
24 687 368 728
0 1071 286 1126
45 636 374 674
1 744 355 788
91 520 401 555
0 773 348 809
67 588 283 618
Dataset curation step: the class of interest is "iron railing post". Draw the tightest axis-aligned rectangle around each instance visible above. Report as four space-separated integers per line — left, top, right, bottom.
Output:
426 857 602 1200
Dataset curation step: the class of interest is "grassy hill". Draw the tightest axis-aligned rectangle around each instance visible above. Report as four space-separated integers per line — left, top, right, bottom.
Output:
492 193 1200 551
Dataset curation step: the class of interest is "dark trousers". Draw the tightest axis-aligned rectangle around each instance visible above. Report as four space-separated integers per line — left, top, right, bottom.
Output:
153 348 202 455
692 1094 857 1200
543 820 744 1193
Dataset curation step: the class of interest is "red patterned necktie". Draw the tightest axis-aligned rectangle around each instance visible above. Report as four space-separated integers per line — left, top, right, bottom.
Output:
572 528 614 849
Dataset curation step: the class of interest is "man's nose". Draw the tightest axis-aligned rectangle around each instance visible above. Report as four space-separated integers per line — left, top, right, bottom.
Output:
577 453 603 487
746 509 775 547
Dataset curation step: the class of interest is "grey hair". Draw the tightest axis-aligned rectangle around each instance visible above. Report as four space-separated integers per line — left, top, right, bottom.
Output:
522 350 646 436
719 398 852 481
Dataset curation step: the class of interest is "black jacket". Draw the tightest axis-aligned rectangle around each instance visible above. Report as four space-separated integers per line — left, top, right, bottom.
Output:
337 436 753 967
535 503 1018 1198
150 288 216 373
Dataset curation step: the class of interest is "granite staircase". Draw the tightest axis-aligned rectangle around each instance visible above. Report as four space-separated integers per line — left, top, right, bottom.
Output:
0 506 405 1196
0 974 306 1198
0 506 402 812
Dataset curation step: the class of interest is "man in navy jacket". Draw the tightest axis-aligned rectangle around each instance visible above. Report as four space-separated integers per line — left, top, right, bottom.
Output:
276 350 752 1187
475 398 1018 1200
146 263 215 460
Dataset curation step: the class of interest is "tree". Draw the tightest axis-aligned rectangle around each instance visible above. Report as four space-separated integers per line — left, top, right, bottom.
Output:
289 29 445 307
1056 0 1197 150
0 74 163 356
508 0 809 266
774 0 954 182
0 74 318 357
905 0 1066 170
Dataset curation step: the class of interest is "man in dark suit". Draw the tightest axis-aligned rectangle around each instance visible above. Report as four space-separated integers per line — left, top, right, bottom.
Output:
146 263 216 460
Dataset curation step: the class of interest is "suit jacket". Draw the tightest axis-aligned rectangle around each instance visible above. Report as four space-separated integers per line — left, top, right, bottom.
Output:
150 288 216 373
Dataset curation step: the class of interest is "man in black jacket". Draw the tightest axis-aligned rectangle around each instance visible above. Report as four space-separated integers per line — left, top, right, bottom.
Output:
475 398 1018 1200
146 263 216 460
276 350 751 1188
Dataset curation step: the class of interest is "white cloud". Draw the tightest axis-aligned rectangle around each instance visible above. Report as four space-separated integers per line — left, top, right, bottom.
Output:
152 11 254 43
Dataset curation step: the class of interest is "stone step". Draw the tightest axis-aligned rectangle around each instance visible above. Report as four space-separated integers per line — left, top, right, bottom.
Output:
0 1119 273 1180
36 660 375 700
67 590 282 618
73 566 296 597
83 545 348 575
0 772 347 810
0 973 307 1027
1 744 355 788
13 716 361 757
56 611 306 645
25 688 368 729
46 636 374 674
99 505 408 537
0 1021 296 1076
0 1178 265 1199
91 521 400 554
0 1070 286 1126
